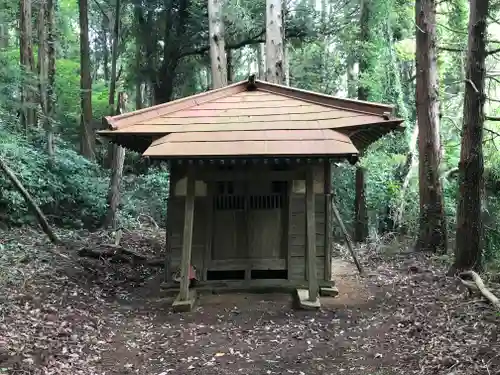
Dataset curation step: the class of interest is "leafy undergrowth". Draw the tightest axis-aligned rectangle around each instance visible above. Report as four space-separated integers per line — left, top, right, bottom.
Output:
0 228 499 375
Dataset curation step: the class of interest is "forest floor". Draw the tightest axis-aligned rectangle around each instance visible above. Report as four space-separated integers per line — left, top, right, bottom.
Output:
0 228 499 375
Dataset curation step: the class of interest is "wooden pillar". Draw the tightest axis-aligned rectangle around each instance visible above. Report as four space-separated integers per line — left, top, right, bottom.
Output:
179 169 195 301
203 181 214 281
306 167 318 301
324 160 332 281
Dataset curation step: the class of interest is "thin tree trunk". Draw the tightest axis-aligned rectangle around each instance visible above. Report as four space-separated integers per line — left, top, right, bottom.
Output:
354 0 370 241
135 7 143 110
354 165 368 242
108 0 120 115
105 0 120 168
453 0 488 271
37 0 54 159
394 124 419 228
103 92 127 229
78 0 95 160
46 0 56 158
257 43 265 79
208 0 227 89
226 48 232 84
0 19 8 48
265 0 284 84
102 0 125 229
0 157 60 244
284 42 290 86
357 0 370 101
101 17 110 82
37 0 47 116
415 0 447 253
346 53 357 98
20 0 36 130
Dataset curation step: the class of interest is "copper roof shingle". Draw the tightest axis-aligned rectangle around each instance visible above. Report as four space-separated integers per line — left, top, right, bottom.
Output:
144 130 358 158
98 77 404 156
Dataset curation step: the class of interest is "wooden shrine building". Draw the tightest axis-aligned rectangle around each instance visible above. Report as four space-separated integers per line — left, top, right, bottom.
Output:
99 77 403 311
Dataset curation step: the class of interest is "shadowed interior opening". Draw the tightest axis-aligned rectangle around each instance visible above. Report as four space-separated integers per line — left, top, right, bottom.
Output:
207 270 245 280
251 269 288 280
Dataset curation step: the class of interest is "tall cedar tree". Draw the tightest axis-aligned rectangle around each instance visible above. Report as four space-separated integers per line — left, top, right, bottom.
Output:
103 0 126 229
453 0 488 271
20 0 36 128
265 0 284 84
208 0 227 89
46 0 56 157
354 0 369 242
78 0 95 159
415 0 447 252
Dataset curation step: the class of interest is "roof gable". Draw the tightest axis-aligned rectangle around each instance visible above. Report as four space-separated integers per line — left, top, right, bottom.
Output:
103 78 397 131
98 77 404 156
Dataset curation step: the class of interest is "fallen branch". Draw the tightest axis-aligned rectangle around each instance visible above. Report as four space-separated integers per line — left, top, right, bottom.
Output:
78 244 165 267
330 195 364 275
0 156 60 244
458 270 500 310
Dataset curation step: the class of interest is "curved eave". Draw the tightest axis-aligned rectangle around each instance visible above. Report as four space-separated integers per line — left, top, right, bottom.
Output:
346 120 404 151
97 130 159 153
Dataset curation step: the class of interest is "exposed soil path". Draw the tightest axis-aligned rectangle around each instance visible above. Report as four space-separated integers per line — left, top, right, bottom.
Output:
0 229 499 375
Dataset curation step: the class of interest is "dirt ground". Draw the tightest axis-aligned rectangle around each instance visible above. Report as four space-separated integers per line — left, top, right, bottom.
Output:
0 229 499 375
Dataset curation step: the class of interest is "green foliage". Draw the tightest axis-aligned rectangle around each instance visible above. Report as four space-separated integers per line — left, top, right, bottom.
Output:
121 167 170 225
0 122 171 229
0 125 108 227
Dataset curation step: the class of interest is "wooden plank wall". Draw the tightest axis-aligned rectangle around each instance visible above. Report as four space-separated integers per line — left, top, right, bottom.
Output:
288 193 326 281
166 164 329 284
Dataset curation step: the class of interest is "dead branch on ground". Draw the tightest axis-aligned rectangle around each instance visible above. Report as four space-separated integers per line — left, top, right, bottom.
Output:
458 270 500 310
78 243 164 267
0 156 60 244
330 196 364 275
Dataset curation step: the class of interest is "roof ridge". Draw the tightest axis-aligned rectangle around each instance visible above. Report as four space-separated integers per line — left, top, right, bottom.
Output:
253 80 395 117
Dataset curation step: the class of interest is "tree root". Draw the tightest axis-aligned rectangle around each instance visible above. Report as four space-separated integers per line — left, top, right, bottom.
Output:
458 270 500 310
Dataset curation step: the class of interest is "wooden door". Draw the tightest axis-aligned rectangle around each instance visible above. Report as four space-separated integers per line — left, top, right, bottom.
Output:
247 181 287 262
212 181 247 261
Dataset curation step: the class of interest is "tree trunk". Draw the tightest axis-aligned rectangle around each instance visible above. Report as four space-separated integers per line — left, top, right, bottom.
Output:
208 0 227 89
284 42 290 86
257 43 265 79
226 48 232 84
101 17 110 82
105 0 120 168
415 0 447 253
46 0 56 158
20 0 36 130
108 0 120 115
0 19 8 48
357 0 370 101
103 92 127 229
37 0 47 114
78 0 95 160
265 0 284 84
354 0 370 242
346 52 357 98
393 124 419 228
354 165 369 242
135 7 143 110
37 0 54 159
0 157 60 244
453 0 488 271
